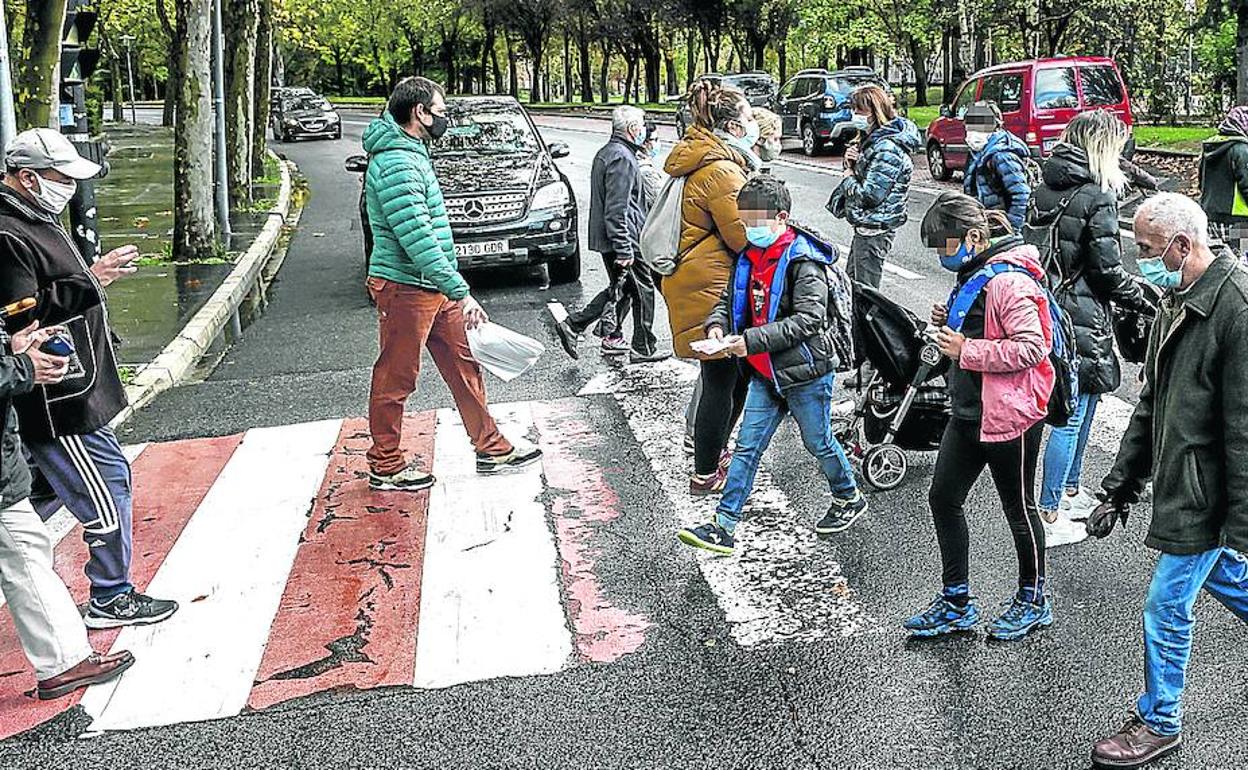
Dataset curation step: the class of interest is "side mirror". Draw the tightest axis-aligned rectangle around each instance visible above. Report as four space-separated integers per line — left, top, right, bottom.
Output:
549 141 570 159
344 154 368 173
939 104 954 119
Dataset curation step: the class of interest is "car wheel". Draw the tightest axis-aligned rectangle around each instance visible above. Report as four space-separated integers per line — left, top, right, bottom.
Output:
333 128 342 140
927 142 951 181
548 243 582 285
802 124 822 157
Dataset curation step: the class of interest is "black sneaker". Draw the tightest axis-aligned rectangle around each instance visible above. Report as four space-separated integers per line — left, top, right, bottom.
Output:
85 591 179 630
815 490 869 534
553 320 581 360
677 522 736 556
629 348 671 364
476 445 543 474
369 463 436 492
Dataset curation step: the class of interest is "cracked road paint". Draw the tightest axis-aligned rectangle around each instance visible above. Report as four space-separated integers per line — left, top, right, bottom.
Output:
248 414 434 710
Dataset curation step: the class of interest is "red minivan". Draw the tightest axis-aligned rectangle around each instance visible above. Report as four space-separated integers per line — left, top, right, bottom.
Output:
925 57 1134 181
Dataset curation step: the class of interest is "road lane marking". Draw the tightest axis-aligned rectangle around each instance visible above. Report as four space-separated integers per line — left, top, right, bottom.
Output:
80 420 340 732
412 403 572 688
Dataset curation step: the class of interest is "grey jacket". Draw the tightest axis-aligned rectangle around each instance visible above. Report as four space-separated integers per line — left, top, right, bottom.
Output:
0 326 34 509
1102 254 1248 555
588 136 646 260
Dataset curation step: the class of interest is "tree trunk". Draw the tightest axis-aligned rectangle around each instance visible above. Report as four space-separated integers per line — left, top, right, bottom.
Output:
598 42 611 104
332 48 345 95
1236 1 1248 104
778 39 788 85
174 0 217 259
110 48 126 122
17 0 68 129
252 0 273 178
563 31 572 103
664 48 679 97
491 43 503 94
623 56 635 104
507 37 520 98
224 0 259 206
156 0 179 126
529 40 544 104
577 32 593 102
685 28 696 88
481 23 495 93
909 37 930 107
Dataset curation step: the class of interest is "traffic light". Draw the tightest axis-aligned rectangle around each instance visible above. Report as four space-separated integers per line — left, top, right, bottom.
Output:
59 0 100 130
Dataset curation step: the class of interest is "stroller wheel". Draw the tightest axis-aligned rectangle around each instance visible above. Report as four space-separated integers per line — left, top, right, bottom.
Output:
863 444 907 491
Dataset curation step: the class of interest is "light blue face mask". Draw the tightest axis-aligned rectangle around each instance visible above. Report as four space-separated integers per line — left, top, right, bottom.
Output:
746 224 782 248
1138 235 1186 290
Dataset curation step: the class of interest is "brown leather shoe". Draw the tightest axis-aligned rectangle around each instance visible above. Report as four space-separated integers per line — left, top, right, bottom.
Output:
1092 715 1182 768
37 651 135 701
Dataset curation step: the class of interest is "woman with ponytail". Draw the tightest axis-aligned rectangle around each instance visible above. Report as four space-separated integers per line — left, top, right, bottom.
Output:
663 82 761 494
906 192 1056 642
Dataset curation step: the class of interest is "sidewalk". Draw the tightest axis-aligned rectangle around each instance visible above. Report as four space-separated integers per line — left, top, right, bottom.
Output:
95 124 282 366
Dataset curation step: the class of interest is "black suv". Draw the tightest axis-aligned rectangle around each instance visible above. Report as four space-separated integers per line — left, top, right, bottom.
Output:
272 92 341 142
345 96 580 284
771 67 887 155
674 72 777 138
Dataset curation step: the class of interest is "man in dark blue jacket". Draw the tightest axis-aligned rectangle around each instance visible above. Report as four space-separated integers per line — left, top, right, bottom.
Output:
554 106 666 364
962 102 1032 231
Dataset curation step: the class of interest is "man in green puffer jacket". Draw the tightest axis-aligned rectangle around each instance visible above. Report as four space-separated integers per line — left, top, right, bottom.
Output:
362 77 540 491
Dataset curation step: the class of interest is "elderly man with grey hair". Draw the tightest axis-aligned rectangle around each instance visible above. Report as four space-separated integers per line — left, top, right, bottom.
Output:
1086 192 1248 769
553 105 667 364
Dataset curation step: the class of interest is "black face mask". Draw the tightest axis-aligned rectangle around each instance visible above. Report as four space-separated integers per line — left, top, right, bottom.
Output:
424 111 449 140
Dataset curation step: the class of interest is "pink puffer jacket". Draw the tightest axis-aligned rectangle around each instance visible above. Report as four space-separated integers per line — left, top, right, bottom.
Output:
957 244 1056 442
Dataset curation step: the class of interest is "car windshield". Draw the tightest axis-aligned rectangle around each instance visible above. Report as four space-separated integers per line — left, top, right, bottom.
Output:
286 97 328 112
434 102 540 156
728 76 773 97
829 75 879 94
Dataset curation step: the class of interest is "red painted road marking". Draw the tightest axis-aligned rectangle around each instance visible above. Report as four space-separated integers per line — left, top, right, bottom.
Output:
0 434 242 740
533 401 650 663
248 414 435 710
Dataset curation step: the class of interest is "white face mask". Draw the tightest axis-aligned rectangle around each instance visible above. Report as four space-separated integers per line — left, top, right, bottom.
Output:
965 130 992 153
25 173 77 215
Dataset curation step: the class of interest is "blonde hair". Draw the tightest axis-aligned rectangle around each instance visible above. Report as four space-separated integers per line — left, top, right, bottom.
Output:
751 107 781 141
687 80 749 131
848 84 897 129
1060 110 1129 195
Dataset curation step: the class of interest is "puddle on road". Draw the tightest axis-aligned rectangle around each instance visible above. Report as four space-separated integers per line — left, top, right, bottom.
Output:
108 262 234 365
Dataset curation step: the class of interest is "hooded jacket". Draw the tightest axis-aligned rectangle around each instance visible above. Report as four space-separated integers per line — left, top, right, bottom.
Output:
1102 254 1248 555
826 117 922 232
660 125 751 358
963 130 1032 230
1199 135 1248 225
362 113 466 299
947 238 1056 443
704 230 841 392
0 186 127 442
1029 144 1145 394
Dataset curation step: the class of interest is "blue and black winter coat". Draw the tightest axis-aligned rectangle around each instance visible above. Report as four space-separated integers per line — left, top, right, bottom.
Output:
826 117 922 231
704 232 840 392
963 130 1031 230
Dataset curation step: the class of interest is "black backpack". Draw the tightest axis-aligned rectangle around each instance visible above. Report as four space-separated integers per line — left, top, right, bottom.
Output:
791 222 855 372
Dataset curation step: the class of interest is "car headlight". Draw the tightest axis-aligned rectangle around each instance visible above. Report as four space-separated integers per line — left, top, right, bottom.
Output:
327 114 339 124
531 181 570 210
285 118 298 126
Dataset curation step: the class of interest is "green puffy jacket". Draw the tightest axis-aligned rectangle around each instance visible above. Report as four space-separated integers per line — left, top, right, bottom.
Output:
362 114 468 299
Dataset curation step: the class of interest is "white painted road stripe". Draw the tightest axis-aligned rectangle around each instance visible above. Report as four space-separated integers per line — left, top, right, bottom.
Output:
413 403 572 688
79 421 340 732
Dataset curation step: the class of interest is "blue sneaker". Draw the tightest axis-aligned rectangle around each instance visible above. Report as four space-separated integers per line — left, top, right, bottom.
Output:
903 594 981 637
987 595 1053 641
677 522 735 556
815 490 869 534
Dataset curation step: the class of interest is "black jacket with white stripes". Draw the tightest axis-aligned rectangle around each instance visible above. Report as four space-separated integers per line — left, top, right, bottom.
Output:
0 186 127 442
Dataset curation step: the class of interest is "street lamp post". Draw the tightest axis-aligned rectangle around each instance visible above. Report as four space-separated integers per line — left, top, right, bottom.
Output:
0 1 17 151
211 0 232 244
121 34 138 124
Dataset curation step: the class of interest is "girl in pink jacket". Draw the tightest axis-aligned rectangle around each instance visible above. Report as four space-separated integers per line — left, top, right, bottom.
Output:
905 192 1057 642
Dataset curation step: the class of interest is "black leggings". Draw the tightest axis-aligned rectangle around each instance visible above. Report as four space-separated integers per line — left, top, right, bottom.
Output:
693 358 749 475
928 419 1046 593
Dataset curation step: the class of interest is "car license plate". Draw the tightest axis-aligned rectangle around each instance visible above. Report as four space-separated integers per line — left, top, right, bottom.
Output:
455 240 509 258
1042 137 1057 153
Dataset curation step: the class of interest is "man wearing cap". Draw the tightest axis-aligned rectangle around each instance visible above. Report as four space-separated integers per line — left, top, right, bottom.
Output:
962 101 1032 231
0 128 178 628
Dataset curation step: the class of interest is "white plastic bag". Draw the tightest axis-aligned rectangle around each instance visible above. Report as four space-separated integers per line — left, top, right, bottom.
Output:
466 322 545 382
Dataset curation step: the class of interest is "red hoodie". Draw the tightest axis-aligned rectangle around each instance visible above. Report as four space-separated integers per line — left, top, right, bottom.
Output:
742 228 798 381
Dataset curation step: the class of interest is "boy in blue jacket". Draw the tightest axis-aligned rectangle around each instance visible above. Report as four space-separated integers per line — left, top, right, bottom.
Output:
678 175 866 556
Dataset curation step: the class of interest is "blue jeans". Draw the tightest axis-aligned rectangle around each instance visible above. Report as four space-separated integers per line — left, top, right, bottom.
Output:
1039 393 1100 511
716 372 857 531
1137 547 1248 735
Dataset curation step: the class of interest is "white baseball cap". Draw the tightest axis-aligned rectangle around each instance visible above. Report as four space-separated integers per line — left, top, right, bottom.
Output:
4 128 102 180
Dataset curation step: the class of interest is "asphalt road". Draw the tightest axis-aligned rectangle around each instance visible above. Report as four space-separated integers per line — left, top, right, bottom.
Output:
1 110 1242 770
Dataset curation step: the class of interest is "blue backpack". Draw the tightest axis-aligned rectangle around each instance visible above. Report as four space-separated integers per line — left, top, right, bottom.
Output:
945 263 1079 428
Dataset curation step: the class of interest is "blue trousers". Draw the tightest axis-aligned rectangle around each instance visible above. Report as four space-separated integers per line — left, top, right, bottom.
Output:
717 372 857 530
1039 392 1099 511
25 427 134 600
1137 547 1248 735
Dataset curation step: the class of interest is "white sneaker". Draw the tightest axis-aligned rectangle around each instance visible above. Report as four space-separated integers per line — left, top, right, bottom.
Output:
1061 487 1099 520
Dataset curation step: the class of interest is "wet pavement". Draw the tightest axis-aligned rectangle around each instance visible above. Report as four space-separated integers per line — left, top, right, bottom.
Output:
0 109 1242 770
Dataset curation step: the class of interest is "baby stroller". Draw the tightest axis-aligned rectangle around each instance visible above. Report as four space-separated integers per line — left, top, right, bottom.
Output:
833 285 951 491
